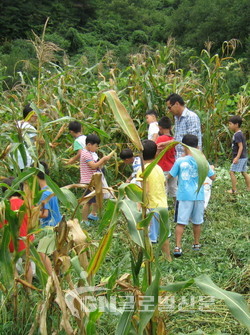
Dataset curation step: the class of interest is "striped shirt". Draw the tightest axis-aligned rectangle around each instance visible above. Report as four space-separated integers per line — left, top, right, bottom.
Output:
174 108 202 158
80 149 97 184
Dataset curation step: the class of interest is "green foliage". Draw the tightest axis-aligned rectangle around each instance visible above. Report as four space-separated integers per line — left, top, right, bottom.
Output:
1 0 250 66
0 21 250 334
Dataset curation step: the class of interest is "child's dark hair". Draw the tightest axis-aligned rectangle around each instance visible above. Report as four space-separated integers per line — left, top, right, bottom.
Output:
69 121 82 133
166 93 185 106
158 116 172 129
182 134 198 148
145 110 158 117
23 104 33 119
142 140 157 160
229 115 242 127
1 177 23 196
37 161 50 180
120 148 133 160
86 134 101 145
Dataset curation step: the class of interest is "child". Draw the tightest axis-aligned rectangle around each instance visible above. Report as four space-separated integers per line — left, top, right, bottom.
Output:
136 140 171 260
0 177 34 283
146 110 159 142
204 165 215 209
37 162 62 275
67 121 87 165
227 116 250 193
156 116 177 200
67 121 100 217
80 134 111 224
169 134 216 257
120 148 141 184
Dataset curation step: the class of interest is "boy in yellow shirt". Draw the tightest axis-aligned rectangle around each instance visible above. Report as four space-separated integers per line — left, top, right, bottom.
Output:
137 140 171 259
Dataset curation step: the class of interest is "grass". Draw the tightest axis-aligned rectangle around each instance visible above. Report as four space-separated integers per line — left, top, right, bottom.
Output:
0 165 249 335
86 164 250 334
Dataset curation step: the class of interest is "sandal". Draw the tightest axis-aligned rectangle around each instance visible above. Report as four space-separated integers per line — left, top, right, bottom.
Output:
226 189 237 194
173 246 183 257
192 244 201 251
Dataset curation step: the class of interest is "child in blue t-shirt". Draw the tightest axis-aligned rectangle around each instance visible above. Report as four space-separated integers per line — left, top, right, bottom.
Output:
37 161 62 274
169 134 216 257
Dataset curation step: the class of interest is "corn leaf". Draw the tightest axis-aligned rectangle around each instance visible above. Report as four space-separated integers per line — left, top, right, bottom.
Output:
0 224 13 286
2 168 37 200
30 243 48 288
195 274 250 330
160 279 195 292
118 199 144 248
115 307 134 335
87 226 115 279
153 207 170 257
98 199 117 232
140 141 179 179
137 212 155 229
124 183 143 203
187 146 209 193
45 174 72 208
87 310 103 335
138 268 161 335
102 90 143 151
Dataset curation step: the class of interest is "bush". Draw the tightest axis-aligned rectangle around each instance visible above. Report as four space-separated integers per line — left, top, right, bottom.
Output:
131 30 148 45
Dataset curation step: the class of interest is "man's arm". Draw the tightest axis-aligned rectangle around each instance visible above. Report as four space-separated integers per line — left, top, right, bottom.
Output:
156 139 174 150
187 114 202 149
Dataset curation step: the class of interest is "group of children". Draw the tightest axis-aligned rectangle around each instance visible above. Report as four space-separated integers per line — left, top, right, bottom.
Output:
121 110 249 258
1 104 249 283
1 162 61 282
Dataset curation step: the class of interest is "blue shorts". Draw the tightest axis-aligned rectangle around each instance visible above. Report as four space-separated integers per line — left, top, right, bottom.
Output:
230 158 248 172
175 200 204 225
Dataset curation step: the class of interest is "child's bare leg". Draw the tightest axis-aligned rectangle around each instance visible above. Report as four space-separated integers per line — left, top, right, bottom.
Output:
39 252 53 276
242 172 250 191
26 263 33 284
91 203 98 216
82 203 91 220
229 170 237 192
162 239 172 261
175 224 185 248
192 224 201 245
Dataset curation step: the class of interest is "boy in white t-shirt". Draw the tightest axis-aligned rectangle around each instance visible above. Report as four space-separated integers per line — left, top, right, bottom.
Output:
146 110 159 142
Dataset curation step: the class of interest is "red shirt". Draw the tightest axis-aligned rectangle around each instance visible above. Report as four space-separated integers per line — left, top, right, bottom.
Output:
156 135 176 171
0 198 34 252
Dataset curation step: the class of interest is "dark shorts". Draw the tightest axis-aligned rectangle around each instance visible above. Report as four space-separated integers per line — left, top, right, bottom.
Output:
85 189 96 204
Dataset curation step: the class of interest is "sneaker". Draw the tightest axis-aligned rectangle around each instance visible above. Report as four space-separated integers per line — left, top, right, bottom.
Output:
88 214 99 221
80 220 93 227
192 244 201 251
173 246 183 258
